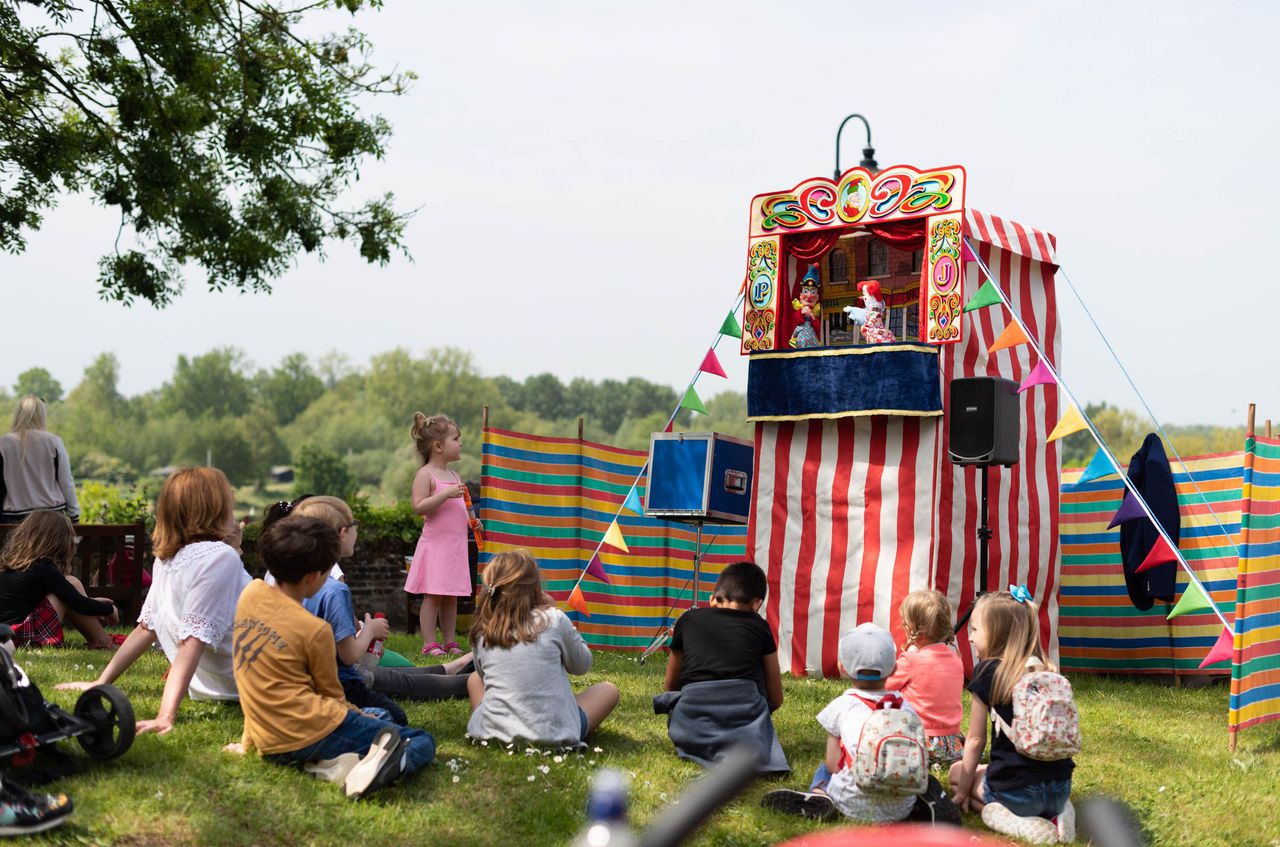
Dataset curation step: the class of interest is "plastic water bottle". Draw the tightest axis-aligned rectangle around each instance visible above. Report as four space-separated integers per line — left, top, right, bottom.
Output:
366 612 386 660
571 770 635 847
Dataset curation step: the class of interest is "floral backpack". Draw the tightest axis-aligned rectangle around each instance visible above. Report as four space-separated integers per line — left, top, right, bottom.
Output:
991 658 1082 761
849 693 928 796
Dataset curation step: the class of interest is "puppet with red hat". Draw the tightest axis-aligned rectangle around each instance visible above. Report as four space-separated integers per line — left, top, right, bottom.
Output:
856 280 897 344
789 264 823 349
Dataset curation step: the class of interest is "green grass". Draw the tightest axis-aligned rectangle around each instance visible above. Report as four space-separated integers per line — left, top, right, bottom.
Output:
11 635 1280 847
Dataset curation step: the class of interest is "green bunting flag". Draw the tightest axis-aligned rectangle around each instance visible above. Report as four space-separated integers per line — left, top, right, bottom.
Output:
1168 581 1213 620
719 311 742 339
963 279 1003 312
682 385 708 415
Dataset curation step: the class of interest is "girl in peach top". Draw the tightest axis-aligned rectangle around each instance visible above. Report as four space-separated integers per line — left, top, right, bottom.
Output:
884 590 965 766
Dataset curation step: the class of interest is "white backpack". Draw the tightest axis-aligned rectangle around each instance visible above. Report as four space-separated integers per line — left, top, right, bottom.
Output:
850 693 928 796
991 659 1082 761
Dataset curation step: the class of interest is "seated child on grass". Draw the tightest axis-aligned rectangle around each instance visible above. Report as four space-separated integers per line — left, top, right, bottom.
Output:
232 515 435 798
883 589 965 768
762 623 940 823
654 561 787 772
466 550 618 747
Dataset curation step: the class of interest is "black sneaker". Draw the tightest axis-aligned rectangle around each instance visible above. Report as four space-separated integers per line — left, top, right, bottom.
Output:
761 789 839 822
0 783 73 836
343 728 403 798
908 775 962 826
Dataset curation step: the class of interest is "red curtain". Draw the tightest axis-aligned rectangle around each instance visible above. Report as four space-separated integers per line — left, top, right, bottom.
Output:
785 231 840 262
866 219 925 250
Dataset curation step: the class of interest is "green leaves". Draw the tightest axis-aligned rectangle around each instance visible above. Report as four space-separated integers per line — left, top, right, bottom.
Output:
1 0 413 306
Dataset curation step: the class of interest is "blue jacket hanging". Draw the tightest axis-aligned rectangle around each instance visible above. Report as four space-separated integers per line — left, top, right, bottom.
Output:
1118 433 1180 609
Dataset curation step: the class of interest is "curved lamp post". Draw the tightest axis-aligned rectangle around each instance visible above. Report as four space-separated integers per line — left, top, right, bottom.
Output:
834 114 878 179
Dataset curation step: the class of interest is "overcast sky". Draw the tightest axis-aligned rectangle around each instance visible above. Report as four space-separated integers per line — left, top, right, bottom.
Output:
3 1 1274 427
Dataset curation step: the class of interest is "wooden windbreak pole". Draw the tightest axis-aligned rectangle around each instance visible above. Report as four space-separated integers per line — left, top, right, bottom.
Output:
482 404 489 430
1267 420 1273 438
578 417 585 440
1247 403 1256 436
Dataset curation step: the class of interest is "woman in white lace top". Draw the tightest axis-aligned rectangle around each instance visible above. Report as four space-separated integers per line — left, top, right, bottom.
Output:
57 467 250 734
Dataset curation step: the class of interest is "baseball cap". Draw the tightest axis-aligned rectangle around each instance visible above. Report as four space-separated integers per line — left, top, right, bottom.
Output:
838 622 897 681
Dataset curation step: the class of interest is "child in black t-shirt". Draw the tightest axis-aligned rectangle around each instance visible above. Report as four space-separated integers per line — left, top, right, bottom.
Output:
663 561 783 709
656 561 787 771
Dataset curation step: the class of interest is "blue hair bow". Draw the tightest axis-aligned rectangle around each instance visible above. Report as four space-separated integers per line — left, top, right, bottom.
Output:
1009 584 1032 604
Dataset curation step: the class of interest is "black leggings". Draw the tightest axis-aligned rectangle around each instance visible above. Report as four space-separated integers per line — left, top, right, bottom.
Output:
371 664 471 702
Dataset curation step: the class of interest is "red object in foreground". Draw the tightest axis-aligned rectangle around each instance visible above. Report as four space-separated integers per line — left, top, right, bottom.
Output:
778 824 1012 847
367 612 386 659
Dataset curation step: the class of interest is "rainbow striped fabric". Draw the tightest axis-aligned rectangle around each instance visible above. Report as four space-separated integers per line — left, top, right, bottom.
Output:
1059 453 1242 675
478 428 748 650
1232 436 1280 736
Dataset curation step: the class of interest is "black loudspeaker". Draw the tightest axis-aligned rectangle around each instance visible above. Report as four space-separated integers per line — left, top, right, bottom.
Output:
948 377 1021 466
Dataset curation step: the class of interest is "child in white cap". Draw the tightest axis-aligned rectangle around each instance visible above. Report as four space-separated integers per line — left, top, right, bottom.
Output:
762 622 933 823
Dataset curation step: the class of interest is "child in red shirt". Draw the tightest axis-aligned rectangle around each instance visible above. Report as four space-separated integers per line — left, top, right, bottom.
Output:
884 590 965 767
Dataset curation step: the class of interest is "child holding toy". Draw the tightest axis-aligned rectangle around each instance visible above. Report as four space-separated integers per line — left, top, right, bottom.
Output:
949 589 1077 844
466 550 619 746
405 413 478 657
883 589 965 767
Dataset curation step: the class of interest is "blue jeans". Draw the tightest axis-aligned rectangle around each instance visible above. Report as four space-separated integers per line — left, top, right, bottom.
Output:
809 762 832 792
266 711 436 781
983 776 1072 818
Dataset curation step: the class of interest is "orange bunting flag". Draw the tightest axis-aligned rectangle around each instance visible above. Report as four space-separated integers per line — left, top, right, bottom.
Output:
1047 404 1089 442
1197 625 1234 669
603 520 630 553
567 585 590 617
1135 535 1178 573
699 349 728 378
988 322 1030 354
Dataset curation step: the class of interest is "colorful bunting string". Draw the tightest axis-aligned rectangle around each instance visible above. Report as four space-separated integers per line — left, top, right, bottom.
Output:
567 585 590 616
602 520 630 553
1073 449 1118 488
1047 404 1089 442
1107 491 1146 529
699 349 728 378
962 240 979 264
719 311 742 339
585 553 610 584
682 385 708 415
963 279 1003 312
1135 535 1178 573
1167 581 1212 619
988 322 1030 354
622 487 643 515
1198 625 1234 668
1017 361 1056 393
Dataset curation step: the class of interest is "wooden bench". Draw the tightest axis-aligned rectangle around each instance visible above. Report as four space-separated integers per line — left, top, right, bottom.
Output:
0 521 149 623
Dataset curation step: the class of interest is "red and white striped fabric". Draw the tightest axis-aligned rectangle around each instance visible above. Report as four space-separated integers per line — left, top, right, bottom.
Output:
754 212 1062 677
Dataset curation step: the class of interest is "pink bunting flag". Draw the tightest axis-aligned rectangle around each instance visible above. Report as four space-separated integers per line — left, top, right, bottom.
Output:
585 552 610 584
1017 361 1056 393
1197 625 1234 669
664 419 674 433
1135 535 1178 573
698 349 728 379
1107 491 1147 529
962 240 979 264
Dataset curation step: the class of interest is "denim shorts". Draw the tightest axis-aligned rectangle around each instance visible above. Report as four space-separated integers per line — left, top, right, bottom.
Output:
578 707 589 741
983 775 1072 818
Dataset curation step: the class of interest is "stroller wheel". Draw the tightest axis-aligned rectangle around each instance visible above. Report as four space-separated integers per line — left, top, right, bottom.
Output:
73 685 135 760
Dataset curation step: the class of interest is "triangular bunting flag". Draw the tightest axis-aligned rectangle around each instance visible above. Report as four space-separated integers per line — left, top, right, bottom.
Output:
1047 404 1089 442
585 553 611 584
622 487 643 515
963 279 1003 312
664 419 674 433
681 385 708 415
1018 361 1057 393
567 584 590 617
962 240 979 264
1135 535 1178 573
719 311 742 339
603 520 630 553
1197 625 1234 669
698 349 728 378
1074 449 1118 488
988 322 1030 354
1167 581 1212 620
1107 491 1147 529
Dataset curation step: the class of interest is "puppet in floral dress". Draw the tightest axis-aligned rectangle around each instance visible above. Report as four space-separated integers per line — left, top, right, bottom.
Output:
857 280 896 344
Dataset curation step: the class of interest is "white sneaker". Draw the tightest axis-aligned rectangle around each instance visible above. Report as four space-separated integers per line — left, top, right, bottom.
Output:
1055 798 1076 843
982 802 1059 845
304 753 361 785
343 728 402 798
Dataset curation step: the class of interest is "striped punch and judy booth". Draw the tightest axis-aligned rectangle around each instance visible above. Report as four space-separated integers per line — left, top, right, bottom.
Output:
740 163 1063 677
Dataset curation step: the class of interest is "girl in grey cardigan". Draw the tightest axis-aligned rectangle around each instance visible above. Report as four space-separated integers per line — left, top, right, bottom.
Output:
466 550 619 746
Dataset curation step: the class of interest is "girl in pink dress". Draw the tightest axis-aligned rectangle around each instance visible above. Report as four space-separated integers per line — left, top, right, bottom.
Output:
406 413 480 657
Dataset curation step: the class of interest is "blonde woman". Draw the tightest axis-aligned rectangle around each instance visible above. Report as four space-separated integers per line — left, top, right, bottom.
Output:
0 397 79 524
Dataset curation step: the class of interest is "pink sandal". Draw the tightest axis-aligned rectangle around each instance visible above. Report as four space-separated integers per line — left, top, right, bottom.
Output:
444 641 464 656
421 642 446 657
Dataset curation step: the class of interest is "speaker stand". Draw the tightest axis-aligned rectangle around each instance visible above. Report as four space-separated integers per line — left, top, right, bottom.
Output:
954 465 993 634
639 521 705 663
